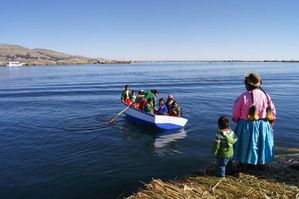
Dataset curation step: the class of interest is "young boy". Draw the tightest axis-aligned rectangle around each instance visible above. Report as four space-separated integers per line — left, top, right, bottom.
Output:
212 116 238 177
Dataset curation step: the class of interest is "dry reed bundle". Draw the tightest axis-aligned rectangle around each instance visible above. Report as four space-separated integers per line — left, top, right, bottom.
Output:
127 159 299 199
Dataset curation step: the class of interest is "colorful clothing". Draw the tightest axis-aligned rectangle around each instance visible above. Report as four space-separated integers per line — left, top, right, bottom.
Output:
169 106 181 117
233 89 276 122
166 101 173 112
232 88 276 165
144 103 154 114
233 119 274 165
144 91 157 107
121 91 133 105
135 95 144 103
212 128 237 177
138 98 147 110
131 95 136 102
212 129 238 158
157 104 168 115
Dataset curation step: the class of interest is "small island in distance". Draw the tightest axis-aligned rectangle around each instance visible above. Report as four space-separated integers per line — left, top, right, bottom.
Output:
0 43 132 66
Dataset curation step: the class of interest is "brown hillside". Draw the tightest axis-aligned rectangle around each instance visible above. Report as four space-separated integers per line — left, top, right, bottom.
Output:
0 43 111 66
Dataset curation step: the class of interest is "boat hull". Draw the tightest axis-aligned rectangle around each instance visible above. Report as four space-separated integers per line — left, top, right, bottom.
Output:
123 104 188 130
6 62 24 67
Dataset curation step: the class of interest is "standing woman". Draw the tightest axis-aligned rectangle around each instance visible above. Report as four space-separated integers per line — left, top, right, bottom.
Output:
232 73 276 165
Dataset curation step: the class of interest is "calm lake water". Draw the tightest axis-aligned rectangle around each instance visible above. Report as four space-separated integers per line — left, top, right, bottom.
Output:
0 62 298 198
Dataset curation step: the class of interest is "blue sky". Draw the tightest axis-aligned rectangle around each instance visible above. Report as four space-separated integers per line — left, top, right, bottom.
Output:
1 0 299 60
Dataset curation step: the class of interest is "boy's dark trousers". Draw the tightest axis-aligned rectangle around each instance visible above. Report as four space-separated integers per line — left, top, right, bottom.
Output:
216 156 232 177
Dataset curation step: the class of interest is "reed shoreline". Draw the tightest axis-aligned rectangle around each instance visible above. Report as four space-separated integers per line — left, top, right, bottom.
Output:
127 151 299 199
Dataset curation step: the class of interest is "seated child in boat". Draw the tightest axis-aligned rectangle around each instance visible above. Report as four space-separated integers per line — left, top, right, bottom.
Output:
136 90 144 103
144 98 154 114
212 116 238 177
157 98 169 115
169 101 181 117
166 95 174 112
135 90 146 110
131 90 136 102
144 89 159 108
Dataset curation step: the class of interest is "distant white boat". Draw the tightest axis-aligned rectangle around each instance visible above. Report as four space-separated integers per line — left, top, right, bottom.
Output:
6 61 24 67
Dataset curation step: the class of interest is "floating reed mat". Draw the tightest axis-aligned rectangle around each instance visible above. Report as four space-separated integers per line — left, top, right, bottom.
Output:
274 147 299 159
127 162 299 199
275 147 299 153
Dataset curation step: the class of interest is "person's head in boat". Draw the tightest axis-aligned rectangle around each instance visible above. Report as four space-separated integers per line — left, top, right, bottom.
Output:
138 90 144 96
131 90 136 96
172 101 178 108
166 95 174 111
166 95 174 104
244 73 262 91
144 98 154 114
131 90 136 102
159 98 165 107
167 94 174 100
150 89 159 97
124 84 130 91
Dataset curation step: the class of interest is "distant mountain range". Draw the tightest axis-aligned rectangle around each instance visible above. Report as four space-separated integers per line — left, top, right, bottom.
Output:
0 43 131 66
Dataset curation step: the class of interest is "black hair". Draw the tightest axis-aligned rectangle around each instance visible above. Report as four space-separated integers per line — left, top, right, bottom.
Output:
244 80 259 91
147 98 153 102
150 89 159 95
159 98 164 102
218 116 230 130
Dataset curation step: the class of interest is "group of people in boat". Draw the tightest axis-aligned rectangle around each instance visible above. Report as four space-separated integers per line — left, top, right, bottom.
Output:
120 72 277 178
121 85 181 117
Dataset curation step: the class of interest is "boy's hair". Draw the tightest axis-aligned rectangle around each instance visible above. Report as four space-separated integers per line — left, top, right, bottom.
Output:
218 116 230 130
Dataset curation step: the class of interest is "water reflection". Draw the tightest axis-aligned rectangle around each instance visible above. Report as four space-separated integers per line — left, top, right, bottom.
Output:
154 128 187 155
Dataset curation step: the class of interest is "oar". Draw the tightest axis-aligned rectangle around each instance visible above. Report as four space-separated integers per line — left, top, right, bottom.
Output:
108 104 132 124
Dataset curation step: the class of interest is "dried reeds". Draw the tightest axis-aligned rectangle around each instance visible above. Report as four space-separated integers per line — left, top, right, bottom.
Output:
127 158 299 199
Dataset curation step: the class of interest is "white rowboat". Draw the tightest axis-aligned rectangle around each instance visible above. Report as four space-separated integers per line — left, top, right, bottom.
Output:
123 102 188 130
